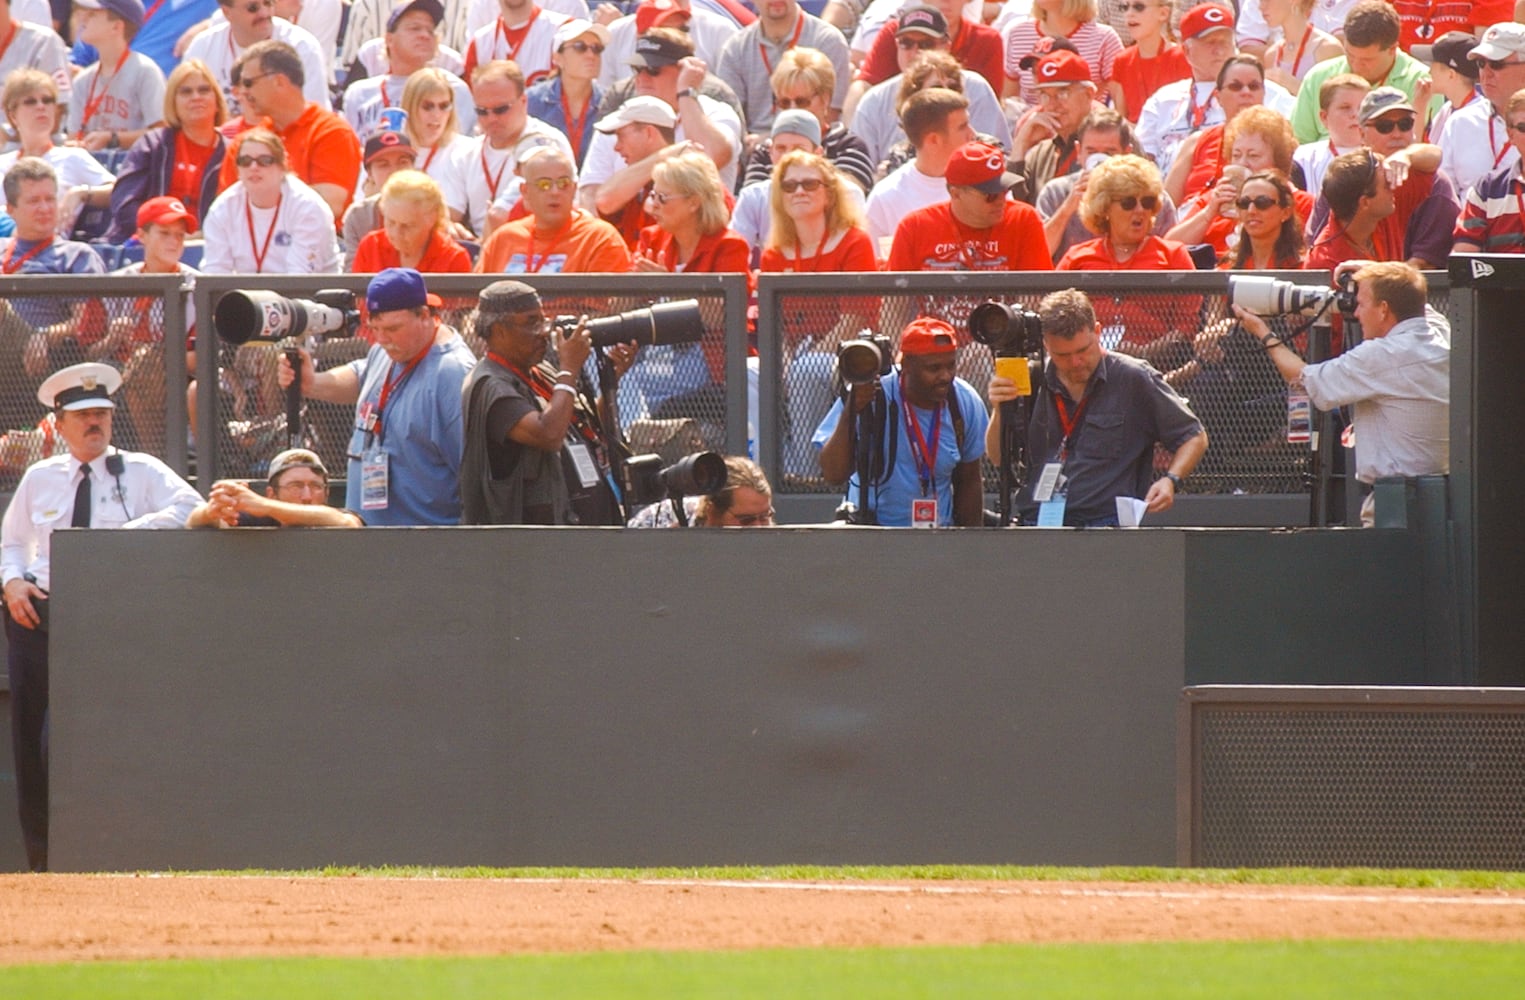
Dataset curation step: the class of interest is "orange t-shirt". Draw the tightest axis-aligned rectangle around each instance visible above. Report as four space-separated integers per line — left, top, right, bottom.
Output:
352 229 474 273
886 201 1053 272
219 104 363 217
477 209 632 274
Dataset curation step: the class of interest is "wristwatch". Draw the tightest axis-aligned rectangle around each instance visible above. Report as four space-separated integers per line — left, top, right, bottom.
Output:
677 88 698 101
1163 472 1184 490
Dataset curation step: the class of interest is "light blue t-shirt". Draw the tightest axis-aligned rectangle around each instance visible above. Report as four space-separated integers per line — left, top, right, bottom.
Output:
344 333 476 526
812 369 988 527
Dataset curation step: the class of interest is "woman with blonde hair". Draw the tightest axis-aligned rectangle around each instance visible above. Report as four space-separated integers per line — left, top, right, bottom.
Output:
1000 0 1123 105
632 150 749 274
0 69 116 236
108 58 229 241
352 169 473 272
402 68 474 191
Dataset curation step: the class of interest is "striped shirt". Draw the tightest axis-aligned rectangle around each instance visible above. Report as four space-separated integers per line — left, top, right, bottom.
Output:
1454 162 1525 254
1001 20 1123 107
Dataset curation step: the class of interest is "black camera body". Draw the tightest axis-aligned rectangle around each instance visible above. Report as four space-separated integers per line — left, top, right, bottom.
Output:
836 334 895 385
553 299 706 349
622 451 727 509
968 301 1043 358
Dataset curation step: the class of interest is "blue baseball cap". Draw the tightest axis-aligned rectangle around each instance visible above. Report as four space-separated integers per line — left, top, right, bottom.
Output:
75 0 146 27
366 267 439 314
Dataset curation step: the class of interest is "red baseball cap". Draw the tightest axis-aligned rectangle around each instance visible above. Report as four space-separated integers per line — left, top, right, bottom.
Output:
898 317 958 358
137 195 197 231
944 141 1020 196
1180 2 1235 40
1031 50 1092 87
636 0 688 33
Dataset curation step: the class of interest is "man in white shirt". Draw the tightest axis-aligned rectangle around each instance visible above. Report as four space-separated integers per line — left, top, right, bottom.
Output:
184 0 332 113
342 0 476 139
459 59 573 237
1437 22 1525 197
597 0 732 91
714 0 851 134
865 85 974 257
462 0 571 85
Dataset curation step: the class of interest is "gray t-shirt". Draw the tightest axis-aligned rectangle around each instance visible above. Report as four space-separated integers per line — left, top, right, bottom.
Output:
67 52 167 138
0 22 73 106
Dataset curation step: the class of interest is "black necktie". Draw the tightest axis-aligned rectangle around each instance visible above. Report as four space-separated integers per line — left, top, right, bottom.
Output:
71 463 92 529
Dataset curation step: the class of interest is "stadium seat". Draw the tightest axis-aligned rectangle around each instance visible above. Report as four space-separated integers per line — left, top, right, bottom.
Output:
118 242 144 266
89 242 121 269
71 205 113 242
459 238 480 265
182 243 205 268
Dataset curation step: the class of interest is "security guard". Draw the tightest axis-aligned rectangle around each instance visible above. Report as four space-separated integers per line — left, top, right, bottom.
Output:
0 362 199 871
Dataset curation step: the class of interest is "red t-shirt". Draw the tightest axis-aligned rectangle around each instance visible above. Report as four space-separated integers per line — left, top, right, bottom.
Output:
886 201 1053 272
169 130 218 213
352 229 474 273
858 18 1005 97
1390 0 1513 55
1056 235 1200 349
1111 43 1190 124
761 226 878 337
1181 124 1225 205
633 225 753 383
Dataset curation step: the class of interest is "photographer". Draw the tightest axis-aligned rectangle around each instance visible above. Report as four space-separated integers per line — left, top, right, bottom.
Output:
1231 261 1449 526
627 456 775 528
459 280 638 526
187 449 363 528
990 289 1207 528
813 317 988 527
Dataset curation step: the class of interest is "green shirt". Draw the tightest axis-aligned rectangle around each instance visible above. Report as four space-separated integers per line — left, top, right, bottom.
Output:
1291 50 1439 144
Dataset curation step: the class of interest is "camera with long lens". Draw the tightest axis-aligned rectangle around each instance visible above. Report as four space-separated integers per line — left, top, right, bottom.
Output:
622 450 726 508
836 333 894 386
213 289 361 345
553 299 706 348
1228 273 1358 318
968 301 1042 358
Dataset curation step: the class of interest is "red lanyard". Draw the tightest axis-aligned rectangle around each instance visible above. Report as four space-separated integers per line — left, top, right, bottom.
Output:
1 237 52 274
380 78 393 108
244 192 282 273
1053 390 1089 458
790 231 827 272
899 374 942 496
490 351 556 399
495 9 539 63
142 0 166 20
1055 137 1078 176
0 22 17 66
481 143 511 200
1287 24 1312 78
560 85 589 161
759 14 804 76
1491 114 1513 169
1186 82 1212 130
77 47 130 137
523 217 571 272
374 345 430 435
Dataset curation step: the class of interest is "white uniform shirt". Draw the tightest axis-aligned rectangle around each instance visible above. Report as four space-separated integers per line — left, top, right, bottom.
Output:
418 132 477 217
462 7 570 85
596 6 735 91
865 160 949 255
1136 77 1296 176
1438 100 1521 199
184 17 333 115
465 0 590 40
201 174 341 274
460 118 573 235
579 93 744 193
1301 306 1451 484
208 0 342 80
66 52 168 138
0 449 200 591
351 38 466 79
343 70 476 139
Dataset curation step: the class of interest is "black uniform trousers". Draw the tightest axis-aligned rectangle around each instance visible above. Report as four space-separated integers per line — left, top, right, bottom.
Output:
5 607 48 872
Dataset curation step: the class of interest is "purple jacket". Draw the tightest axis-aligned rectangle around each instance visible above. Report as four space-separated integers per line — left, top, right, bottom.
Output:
106 126 227 243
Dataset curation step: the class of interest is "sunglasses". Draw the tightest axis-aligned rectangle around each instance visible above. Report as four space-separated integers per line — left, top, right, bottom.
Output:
236 153 279 167
1122 0 1160 9
731 508 775 526
780 177 824 193
529 176 575 191
1369 114 1415 134
650 190 687 205
634 65 667 77
1219 79 1263 92
561 40 604 54
1116 194 1159 211
419 99 452 112
236 0 273 12
774 95 815 109
16 95 56 107
1479 57 1523 71
473 102 514 117
1235 194 1282 211
897 36 940 50
1510 121 1525 134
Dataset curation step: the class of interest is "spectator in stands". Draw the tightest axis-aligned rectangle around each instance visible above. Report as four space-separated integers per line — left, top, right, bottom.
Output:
864 86 974 256
1136 3 1295 175
988 287 1207 527
187 448 364 527
1234 260 1448 526
1257 0 1339 95
814 316 989 527
526 18 609 167
733 109 866 251
1168 105 1308 255
459 278 635 525
201 127 340 273
856 49 1008 181
281 268 475 525
2 159 109 379
0 71 117 238
627 454 775 526
2 361 199 871
1439 23 1525 197
343 0 476 141
1013 50 1100 202
1108 0 1189 123
1039 109 1180 261
1222 170 1305 268
1305 149 1393 269
888 140 1053 271
476 145 629 272
598 0 732 92
1001 0 1122 106
219 40 364 221
460 59 573 239
1291 1 1428 143
715 0 850 135
400 67 473 211
1414 32 1480 146
462 0 571 85
1452 88 1525 254
341 0 468 79
68 0 166 152
342 130 421 267
1163 53 1270 206
1390 0 1511 57
846 0 1002 119
742 46 873 193
183 0 331 114
106 58 228 244
1291 73 1368 199
0 0 72 109
354 169 474 272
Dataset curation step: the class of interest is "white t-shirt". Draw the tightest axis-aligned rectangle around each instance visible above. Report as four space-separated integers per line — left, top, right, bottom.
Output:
352 38 466 80
1234 0 1360 47
343 70 476 139
465 0 591 40
1439 100 1521 199
0 146 116 198
418 132 477 217
864 160 948 255
462 9 570 85
460 118 574 235
1293 139 1360 202
201 174 340 274
0 21 72 107
208 0 342 80
184 18 333 116
579 93 744 194
67 52 167 138
596 6 735 91
1136 78 1296 176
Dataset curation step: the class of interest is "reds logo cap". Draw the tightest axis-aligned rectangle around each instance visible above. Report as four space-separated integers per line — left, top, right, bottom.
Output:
1031 50 1092 87
135 195 198 232
944 141 1021 197
1180 3 1235 41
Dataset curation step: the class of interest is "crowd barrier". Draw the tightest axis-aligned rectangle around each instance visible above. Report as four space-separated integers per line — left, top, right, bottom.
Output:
0 271 1454 524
